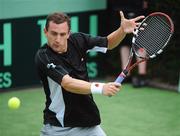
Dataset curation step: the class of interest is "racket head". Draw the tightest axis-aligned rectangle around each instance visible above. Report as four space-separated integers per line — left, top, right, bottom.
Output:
132 12 174 59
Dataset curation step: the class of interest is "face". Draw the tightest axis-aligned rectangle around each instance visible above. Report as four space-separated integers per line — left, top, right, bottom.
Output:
44 21 70 53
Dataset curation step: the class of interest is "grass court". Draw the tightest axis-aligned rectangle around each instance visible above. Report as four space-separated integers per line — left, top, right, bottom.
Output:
0 84 180 136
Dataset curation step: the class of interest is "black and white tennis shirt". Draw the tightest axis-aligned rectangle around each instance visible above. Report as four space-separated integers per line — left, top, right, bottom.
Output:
35 32 108 127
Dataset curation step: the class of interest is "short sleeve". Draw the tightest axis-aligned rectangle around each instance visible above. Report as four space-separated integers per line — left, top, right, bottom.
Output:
35 49 69 84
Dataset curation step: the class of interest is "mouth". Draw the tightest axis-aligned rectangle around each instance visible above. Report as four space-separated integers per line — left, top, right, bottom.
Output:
53 44 60 48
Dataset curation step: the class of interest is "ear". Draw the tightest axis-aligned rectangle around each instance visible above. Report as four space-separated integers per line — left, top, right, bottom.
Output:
44 28 48 37
67 31 71 38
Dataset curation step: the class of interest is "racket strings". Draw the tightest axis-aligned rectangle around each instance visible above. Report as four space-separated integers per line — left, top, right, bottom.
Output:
138 17 170 53
138 17 170 54
156 16 172 31
135 16 171 57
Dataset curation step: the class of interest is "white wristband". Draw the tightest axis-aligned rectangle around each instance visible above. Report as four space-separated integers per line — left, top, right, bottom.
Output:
91 82 105 94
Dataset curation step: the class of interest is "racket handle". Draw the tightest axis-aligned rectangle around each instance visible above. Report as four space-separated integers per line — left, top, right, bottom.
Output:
115 70 128 83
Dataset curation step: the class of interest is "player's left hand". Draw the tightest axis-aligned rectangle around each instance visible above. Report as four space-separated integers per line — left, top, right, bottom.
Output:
120 11 145 34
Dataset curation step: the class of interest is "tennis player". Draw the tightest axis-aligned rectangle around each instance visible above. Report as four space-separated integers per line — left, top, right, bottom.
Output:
35 11 144 136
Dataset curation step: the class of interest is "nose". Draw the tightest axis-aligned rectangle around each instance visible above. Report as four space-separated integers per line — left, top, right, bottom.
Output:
55 35 61 43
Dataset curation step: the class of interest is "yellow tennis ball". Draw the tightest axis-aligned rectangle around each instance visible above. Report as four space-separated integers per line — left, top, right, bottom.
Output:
8 97 21 109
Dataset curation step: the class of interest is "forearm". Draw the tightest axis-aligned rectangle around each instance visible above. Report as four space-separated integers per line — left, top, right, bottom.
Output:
61 75 91 94
61 75 121 96
107 27 126 50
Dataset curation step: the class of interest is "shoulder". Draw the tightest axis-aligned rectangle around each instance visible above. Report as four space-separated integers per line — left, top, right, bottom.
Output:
69 32 91 41
69 32 103 45
35 45 55 67
35 44 53 63
68 32 91 48
35 45 47 57
70 32 89 37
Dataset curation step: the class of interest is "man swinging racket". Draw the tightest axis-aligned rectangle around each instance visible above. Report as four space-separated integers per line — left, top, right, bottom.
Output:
35 11 144 136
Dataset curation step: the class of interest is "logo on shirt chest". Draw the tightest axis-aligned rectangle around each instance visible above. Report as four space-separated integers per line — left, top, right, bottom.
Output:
47 63 56 69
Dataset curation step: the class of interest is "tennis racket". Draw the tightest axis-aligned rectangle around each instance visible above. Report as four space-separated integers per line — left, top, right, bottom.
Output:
115 12 174 83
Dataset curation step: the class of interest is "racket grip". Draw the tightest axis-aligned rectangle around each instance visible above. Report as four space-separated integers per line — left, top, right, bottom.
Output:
115 70 128 83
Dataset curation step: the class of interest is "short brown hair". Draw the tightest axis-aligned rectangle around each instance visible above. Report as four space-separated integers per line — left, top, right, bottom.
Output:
45 12 71 31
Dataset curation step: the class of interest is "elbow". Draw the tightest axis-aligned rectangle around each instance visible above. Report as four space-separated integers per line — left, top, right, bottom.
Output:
61 74 73 90
107 37 115 50
107 42 116 50
107 45 114 50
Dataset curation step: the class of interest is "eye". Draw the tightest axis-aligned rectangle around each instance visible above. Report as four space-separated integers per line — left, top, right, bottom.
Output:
60 33 66 37
51 31 58 36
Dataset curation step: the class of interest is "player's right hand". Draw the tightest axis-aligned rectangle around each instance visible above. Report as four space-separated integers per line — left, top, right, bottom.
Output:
102 82 121 97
